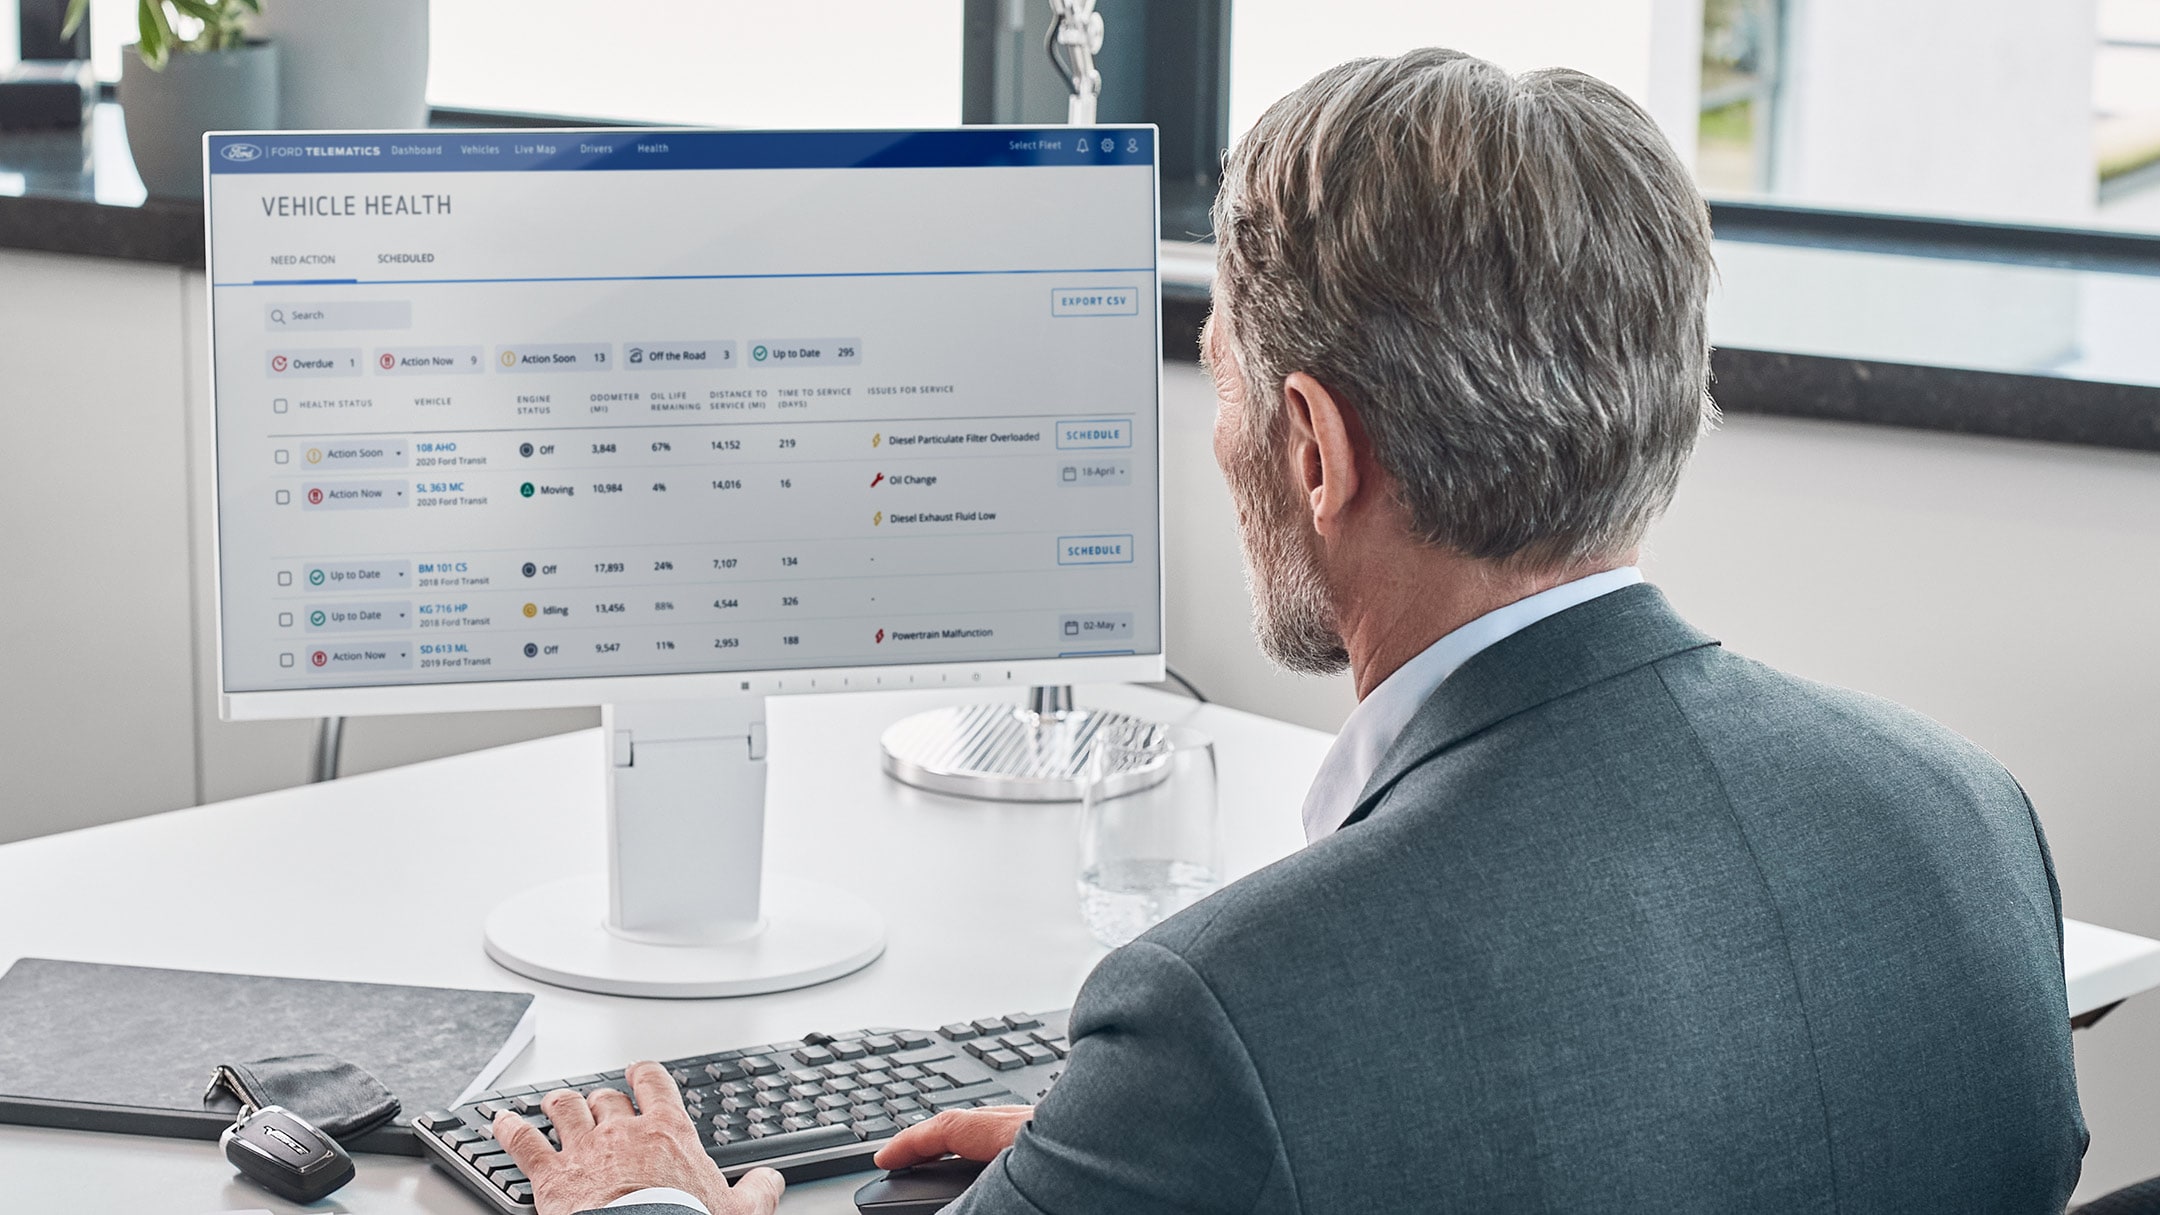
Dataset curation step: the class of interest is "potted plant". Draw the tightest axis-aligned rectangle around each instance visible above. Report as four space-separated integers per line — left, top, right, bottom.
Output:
65 0 279 199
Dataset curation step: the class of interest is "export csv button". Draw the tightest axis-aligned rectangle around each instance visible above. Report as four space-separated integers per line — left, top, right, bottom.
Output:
1057 534 1134 565
1051 286 1139 316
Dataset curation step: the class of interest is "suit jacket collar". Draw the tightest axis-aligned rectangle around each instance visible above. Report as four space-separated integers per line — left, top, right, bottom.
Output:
1338 583 1717 830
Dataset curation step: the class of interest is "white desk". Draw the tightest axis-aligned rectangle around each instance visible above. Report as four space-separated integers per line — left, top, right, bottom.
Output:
2 684 2153 1215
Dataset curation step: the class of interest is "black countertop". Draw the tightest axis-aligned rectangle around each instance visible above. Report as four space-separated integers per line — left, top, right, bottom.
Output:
9 106 2160 455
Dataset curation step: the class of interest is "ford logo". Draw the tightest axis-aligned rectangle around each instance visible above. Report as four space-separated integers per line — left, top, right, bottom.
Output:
220 142 262 162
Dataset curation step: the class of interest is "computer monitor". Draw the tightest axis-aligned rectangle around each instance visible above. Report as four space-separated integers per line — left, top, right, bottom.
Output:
203 127 1164 997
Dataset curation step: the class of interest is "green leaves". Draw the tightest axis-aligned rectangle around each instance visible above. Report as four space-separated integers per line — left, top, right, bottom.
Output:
127 0 261 68
60 0 90 39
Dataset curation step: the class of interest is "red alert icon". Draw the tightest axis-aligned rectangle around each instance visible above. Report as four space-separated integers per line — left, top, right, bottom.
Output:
379 352 395 370
869 472 885 488
306 487 324 505
875 628 885 644
271 355 289 372
310 650 328 667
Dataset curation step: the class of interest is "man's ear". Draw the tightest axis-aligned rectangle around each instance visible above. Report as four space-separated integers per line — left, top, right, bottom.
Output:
1282 371 1362 537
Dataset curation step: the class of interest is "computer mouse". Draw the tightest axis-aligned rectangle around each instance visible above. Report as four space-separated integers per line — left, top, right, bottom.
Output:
852 1155 991 1215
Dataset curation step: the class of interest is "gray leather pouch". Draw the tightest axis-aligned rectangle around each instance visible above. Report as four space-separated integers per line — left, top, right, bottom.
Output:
204 1053 402 1140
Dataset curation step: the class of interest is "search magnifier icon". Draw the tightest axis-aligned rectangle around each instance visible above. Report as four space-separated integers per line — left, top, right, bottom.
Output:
270 308 285 324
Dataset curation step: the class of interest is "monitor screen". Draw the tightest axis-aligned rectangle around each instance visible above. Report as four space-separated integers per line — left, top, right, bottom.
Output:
204 128 1163 715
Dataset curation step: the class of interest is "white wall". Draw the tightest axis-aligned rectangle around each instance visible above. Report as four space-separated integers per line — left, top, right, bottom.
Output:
1228 0 1705 169
1775 0 2099 224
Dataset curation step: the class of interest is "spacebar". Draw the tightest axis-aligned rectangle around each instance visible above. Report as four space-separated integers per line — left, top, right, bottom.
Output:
708 1126 861 1167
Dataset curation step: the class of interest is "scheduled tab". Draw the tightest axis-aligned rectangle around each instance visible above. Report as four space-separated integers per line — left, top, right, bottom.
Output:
374 346 484 375
495 343 613 373
625 340 736 370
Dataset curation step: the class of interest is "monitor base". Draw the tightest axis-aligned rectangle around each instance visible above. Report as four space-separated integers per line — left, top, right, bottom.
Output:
483 872 885 999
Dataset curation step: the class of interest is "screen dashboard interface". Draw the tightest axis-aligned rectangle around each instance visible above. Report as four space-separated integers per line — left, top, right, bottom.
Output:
206 128 1162 694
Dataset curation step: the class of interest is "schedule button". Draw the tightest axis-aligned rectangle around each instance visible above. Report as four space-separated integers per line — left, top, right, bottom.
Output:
1057 534 1134 565
1056 419 1132 449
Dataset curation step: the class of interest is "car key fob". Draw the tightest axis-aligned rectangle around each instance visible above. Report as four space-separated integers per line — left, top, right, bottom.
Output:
221 1105 357 1203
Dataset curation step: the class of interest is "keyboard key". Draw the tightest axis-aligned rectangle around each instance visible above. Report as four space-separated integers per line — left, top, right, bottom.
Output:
970 1018 1007 1036
788 1084 823 1101
818 1061 859 1078
708 1124 857 1167
899 1109 934 1126
473 1100 513 1120
564 1075 603 1087
915 1076 953 1093
982 1050 1025 1071
1002 1013 1043 1031
704 1060 747 1083
850 1103 886 1121
754 1074 790 1092
745 1121 783 1139
492 1165 528 1190
853 1116 899 1138
1017 1044 1056 1067
779 1100 818 1118
940 1022 979 1041
418 1110 463 1133
928 1080 1019 1115
472 1152 518 1176
458 1139 499 1163
814 1093 852 1111
895 1032 934 1049
785 1067 823 1085
793 1046 835 1067
861 1035 899 1055
782 1115 820 1132
720 1080 756 1098
743 1057 782 1076
893 1046 955 1066
964 1041 990 1059
507 1181 534 1204
815 1109 850 1126
830 1040 869 1060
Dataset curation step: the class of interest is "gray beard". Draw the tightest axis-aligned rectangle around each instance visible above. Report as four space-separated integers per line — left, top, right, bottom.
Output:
1225 430 1349 677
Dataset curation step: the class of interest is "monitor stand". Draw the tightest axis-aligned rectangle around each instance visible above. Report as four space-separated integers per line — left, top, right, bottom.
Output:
483 698 886 998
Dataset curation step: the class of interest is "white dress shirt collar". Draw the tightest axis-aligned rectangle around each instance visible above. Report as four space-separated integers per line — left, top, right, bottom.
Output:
1298 567 1644 842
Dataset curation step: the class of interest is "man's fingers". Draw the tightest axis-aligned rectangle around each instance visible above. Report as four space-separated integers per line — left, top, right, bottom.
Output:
627 1061 690 1127
587 1085 636 1123
490 1111 556 1177
542 1087 595 1143
730 1165 786 1214
872 1107 1032 1169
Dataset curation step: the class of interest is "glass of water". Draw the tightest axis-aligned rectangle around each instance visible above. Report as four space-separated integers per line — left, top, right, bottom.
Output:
1077 724 1223 948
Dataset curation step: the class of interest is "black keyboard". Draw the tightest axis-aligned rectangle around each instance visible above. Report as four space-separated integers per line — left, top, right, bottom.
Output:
416 1009 1072 1213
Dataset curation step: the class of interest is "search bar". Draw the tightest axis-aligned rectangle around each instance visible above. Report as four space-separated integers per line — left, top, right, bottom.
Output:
265 301 412 331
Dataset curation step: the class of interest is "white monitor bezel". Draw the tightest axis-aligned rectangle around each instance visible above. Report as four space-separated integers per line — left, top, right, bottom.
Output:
203 124 1169 722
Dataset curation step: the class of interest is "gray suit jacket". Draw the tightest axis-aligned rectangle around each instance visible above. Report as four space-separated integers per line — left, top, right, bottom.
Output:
948 583 2086 1214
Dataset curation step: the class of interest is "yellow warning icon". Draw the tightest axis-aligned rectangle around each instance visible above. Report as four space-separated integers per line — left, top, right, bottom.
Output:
305 448 323 464
872 432 882 448
522 603 538 617
500 349 517 367
873 510 883 526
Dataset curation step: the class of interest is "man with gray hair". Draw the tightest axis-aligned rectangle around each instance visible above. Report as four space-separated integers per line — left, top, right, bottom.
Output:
497 48 2085 1215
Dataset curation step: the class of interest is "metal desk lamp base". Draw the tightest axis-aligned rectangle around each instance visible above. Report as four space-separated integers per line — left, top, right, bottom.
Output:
880 685 1156 802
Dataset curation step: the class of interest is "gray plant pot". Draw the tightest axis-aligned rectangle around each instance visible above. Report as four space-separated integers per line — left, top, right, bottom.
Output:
118 40 280 200
254 0 430 130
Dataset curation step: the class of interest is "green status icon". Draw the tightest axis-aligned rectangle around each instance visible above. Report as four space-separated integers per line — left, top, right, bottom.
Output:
520 482 536 498
309 610 326 627
307 568 325 586
751 344 768 362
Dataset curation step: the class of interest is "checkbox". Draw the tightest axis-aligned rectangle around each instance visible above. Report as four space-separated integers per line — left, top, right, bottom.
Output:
275 489 291 505
279 653 294 668
278 612 293 627
278 571 293 586
275 449 289 464
273 398 289 413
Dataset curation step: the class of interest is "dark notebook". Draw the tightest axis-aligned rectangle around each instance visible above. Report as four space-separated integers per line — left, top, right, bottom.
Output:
0 957 535 1155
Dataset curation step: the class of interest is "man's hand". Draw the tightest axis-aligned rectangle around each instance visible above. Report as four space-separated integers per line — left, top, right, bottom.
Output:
872 1106 1033 1171
491 1061 783 1215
